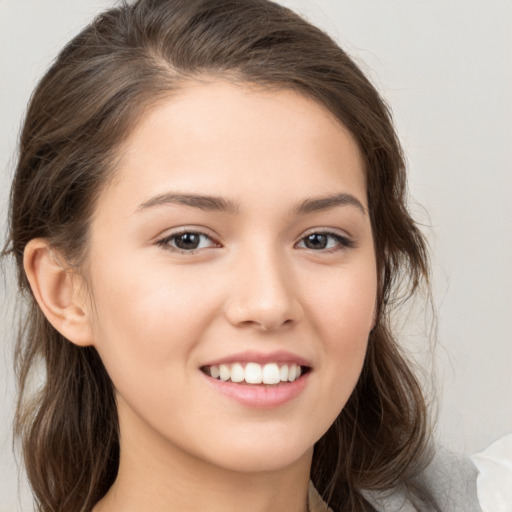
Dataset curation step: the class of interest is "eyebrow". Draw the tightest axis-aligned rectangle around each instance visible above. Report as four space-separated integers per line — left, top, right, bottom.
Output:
294 193 367 216
136 192 366 216
137 193 239 214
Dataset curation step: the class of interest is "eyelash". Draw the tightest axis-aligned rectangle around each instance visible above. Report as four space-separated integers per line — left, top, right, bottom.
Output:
297 231 355 252
156 229 355 255
156 230 219 254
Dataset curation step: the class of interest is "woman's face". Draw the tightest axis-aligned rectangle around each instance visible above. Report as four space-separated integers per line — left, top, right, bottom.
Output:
84 81 377 474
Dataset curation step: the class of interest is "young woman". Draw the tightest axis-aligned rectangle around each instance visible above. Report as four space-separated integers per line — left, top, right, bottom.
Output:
4 1 481 511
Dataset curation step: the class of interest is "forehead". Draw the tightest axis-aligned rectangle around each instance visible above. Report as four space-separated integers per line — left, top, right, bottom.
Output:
100 80 367 213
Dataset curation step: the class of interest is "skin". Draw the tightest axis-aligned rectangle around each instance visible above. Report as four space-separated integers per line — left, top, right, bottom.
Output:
25 80 377 512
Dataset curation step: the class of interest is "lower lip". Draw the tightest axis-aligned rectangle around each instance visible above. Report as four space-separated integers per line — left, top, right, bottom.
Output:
202 372 310 408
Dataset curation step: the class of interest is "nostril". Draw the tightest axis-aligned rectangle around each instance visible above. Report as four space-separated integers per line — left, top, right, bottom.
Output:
258 316 297 332
223 275 302 331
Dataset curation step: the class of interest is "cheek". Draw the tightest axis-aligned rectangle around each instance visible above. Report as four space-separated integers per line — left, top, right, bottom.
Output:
307 259 377 340
305 260 376 408
85 254 219 389
85 266 223 440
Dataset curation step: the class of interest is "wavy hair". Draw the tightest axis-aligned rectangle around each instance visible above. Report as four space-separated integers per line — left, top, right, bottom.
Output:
4 1 436 510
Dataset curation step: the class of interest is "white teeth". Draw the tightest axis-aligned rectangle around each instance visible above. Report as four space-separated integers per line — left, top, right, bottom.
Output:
262 363 280 384
219 364 230 381
244 362 263 384
288 363 300 381
206 362 305 384
230 363 245 383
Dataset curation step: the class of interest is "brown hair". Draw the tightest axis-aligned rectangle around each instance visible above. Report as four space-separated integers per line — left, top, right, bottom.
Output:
4 1 436 510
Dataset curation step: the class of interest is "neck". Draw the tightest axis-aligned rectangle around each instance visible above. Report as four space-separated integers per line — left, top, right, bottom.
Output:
94 403 313 512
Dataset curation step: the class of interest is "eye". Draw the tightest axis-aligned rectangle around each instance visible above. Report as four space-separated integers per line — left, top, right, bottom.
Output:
296 231 354 251
157 230 218 253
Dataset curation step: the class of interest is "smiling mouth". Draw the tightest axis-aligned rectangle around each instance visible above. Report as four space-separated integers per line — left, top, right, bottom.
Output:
201 362 310 385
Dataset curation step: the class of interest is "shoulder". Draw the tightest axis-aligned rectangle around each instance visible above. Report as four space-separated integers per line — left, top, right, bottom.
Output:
363 447 482 512
309 446 484 512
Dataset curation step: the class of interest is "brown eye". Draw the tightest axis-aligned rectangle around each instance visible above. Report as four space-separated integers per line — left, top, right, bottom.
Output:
297 232 354 251
158 231 217 252
303 233 329 250
174 233 202 250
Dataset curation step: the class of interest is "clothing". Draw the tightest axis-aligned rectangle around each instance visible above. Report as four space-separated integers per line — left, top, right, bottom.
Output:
308 482 333 512
471 433 512 511
308 449 482 512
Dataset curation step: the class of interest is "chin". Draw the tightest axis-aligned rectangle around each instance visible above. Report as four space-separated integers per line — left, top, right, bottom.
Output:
201 433 315 474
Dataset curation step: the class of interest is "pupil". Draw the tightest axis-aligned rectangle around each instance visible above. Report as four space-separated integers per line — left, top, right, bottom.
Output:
176 233 200 250
305 234 327 249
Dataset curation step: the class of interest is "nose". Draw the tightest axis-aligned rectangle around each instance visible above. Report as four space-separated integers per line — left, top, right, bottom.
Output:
223 245 302 332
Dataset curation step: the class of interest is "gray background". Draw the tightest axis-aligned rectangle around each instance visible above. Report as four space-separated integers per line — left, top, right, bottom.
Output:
1 1 511 510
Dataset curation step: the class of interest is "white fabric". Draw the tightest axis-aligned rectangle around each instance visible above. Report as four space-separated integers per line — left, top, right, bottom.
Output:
471 433 512 512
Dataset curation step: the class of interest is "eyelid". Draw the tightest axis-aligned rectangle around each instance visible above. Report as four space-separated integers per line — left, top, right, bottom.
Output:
155 227 221 253
295 228 355 251
300 226 352 239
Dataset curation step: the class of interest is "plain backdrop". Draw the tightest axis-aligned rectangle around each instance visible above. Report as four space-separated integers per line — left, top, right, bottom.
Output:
1 1 511 510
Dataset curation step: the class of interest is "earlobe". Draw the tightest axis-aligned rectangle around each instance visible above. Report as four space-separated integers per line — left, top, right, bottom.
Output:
23 238 94 347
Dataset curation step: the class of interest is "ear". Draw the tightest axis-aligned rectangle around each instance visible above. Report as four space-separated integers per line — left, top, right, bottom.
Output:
23 238 94 347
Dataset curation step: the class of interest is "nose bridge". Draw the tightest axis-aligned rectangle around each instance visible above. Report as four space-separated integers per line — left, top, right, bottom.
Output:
225 238 301 330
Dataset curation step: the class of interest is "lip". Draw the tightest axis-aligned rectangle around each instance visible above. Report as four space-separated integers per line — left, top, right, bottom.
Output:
201 369 310 408
199 350 312 408
201 350 312 368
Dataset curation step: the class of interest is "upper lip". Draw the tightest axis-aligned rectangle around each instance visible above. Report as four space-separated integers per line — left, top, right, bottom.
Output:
201 350 312 368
